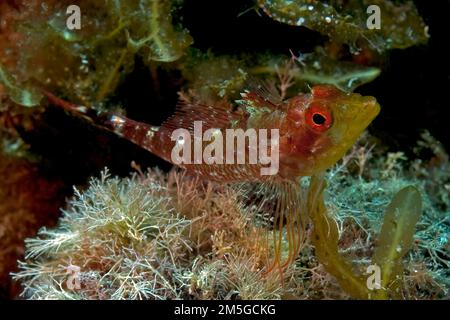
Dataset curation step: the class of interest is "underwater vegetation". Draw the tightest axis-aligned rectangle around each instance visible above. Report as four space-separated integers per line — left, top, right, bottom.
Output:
0 0 448 300
0 138 65 298
257 0 429 53
0 0 428 108
11 133 450 299
0 0 192 107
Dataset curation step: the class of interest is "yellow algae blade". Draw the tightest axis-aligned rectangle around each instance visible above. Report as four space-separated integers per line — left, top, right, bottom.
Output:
372 186 422 299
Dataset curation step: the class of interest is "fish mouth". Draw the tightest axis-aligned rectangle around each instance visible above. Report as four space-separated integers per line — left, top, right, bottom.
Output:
360 96 381 121
335 94 380 145
341 95 380 138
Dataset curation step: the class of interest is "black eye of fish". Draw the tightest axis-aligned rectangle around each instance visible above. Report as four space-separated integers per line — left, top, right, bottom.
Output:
312 113 327 125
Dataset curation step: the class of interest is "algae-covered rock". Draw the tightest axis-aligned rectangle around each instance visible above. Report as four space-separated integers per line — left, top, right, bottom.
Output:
0 0 192 106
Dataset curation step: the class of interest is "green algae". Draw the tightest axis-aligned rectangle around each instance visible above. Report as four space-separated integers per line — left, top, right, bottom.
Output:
181 51 249 100
308 175 370 299
0 65 42 107
372 186 423 299
250 48 381 92
0 0 192 106
257 0 428 53
309 174 423 299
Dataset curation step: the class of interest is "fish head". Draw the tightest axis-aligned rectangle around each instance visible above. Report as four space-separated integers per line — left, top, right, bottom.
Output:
279 85 380 177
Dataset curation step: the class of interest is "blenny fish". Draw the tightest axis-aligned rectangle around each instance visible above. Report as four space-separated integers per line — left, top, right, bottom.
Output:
44 84 380 270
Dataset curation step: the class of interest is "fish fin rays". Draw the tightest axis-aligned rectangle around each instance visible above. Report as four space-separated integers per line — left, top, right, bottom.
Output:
243 77 284 107
160 94 236 134
232 178 308 272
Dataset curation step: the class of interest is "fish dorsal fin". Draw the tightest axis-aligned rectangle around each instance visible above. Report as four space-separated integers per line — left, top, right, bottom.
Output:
233 80 287 130
245 77 284 107
232 177 307 272
237 84 283 113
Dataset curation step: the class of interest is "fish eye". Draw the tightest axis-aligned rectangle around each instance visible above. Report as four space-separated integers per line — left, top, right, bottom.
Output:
306 104 332 131
312 113 326 125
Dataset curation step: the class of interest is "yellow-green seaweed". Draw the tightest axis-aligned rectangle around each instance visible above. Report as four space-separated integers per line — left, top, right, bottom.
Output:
372 185 423 299
308 175 370 299
308 175 423 299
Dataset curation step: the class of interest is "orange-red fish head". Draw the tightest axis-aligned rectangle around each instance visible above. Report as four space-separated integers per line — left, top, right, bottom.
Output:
279 85 380 178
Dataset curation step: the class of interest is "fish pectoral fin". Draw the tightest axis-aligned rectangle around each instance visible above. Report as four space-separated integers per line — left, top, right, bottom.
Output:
232 178 307 271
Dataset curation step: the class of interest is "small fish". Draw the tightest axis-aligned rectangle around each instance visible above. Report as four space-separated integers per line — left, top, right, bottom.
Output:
44 84 380 270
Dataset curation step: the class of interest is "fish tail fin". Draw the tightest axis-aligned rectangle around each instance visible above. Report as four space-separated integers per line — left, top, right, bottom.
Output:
43 91 92 116
43 91 161 155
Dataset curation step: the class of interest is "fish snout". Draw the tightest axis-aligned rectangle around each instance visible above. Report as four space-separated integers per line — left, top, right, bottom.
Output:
361 96 380 119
